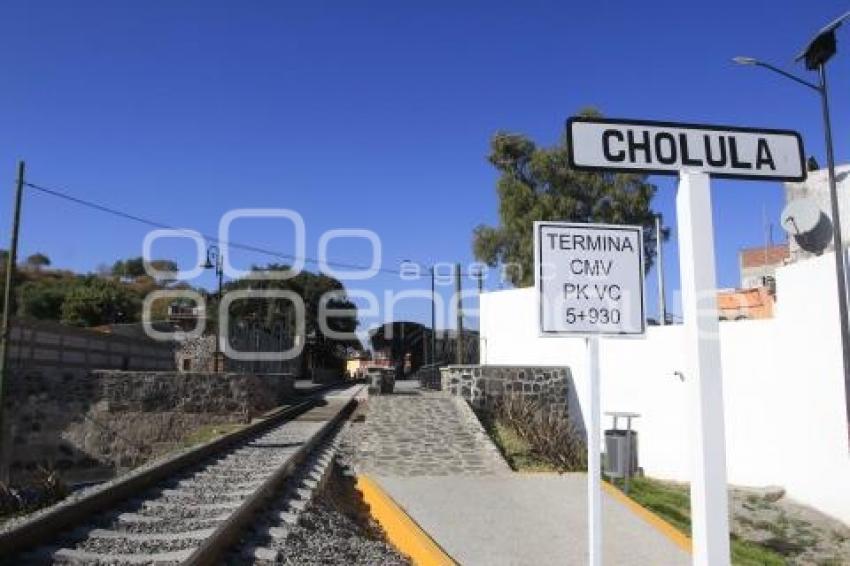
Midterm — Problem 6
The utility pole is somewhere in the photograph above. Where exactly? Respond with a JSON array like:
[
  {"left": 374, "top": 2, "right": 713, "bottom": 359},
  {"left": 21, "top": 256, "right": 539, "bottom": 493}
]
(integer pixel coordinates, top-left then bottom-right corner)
[
  {"left": 455, "top": 263, "right": 463, "bottom": 365},
  {"left": 655, "top": 214, "right": 667, "bottom": 325},
  {"left": 430, "top": 266, "right": 437, "bottom": 365},
  {"left": 0, "top": 161, "right": 26, "bottom": 484}
]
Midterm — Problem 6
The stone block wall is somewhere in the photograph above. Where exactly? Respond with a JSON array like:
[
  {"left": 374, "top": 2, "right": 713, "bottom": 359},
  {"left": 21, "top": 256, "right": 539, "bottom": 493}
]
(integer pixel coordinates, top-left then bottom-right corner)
[
  {"left": 416, "top": 365, "right": 442, "bottom": 390},
  {"left": 8, "top": 319, "right": 174, "bottom": 372},
  {"left": 3, "top": 369, "right": 294, "bottom": 485},
  {"left": 175, "top": 335, "right": 217, "bottom": 373},
  {"left": 440, "top": 365, "right": 572, "bottom": 418},
  {"left": 95, "top": 371, "right": 294, "bottom": 414},
  {"left": 176, "top": 334, "right": 301, "bottom": 376}
]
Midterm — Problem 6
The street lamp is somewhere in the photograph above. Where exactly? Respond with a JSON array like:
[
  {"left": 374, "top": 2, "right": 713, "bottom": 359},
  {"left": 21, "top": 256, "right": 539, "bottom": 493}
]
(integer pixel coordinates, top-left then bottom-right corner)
[
  {"left": 401, "top": 260, "right": 438, "bottom": 365},
  {"left": 733, "top": 10, "right": 850, "bottom": 447},
  {"left": 471, "top": 265, "right": 485, "bottom": 294},
  {"left": 203, "top": 244, "right": 224, "bottom": 372}
]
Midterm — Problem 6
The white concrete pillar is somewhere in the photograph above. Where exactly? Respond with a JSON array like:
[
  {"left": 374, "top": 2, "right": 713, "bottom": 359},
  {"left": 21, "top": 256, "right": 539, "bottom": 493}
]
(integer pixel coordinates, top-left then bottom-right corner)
[{"left": 676, "top": 170, "right": 731, "bottom": 566}]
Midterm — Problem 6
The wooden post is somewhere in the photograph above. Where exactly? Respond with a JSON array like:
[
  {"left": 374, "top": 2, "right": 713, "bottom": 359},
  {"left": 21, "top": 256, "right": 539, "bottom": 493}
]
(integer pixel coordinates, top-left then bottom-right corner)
[{"left": 0, "top": 161, "right": 26, "bottom": 484}]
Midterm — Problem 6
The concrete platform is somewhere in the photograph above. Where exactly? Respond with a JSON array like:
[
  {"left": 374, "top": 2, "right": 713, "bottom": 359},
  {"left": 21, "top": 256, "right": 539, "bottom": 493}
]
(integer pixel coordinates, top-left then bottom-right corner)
[
  {"left": 375, "top": 473, "right": 690, "bottom": 566},
  {"left": 346, "top": 382, "right": 689, "bottom": 564},
  {"left": 293, "top": 379, "right": 334, "bottom": 396}
]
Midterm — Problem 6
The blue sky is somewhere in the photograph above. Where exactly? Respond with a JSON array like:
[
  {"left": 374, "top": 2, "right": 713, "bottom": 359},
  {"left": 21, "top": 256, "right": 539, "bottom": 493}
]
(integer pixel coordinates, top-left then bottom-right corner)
[{"left": 2, "top": 1, "right": 850, "bottom": 332}]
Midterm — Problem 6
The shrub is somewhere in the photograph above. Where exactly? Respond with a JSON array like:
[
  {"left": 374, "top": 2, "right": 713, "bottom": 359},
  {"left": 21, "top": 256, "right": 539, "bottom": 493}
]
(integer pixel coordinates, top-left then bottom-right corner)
[
  {"left": 0, "top": 467, "right": 69, "bottom": 519},
  {"left": 488, "top": 394, "right": 587, "bottom": 472}
]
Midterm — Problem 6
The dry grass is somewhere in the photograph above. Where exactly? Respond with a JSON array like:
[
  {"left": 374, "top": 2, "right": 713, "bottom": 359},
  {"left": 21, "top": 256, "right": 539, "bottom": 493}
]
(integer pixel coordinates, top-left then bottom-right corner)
[
  {"left": 0, "top": 467, "right": 68, "bottom": 525},
  {"left": 179, "top": 422, "right": 247, "bottom": 449},
  {"left": 477, "top": 394, "right": 586, "bottom": 472}
]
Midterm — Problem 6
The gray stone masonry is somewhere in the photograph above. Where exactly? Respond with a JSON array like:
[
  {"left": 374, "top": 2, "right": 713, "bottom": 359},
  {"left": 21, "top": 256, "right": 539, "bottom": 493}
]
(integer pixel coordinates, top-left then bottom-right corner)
[
  {"left": 341, "top": 385, "right": 509, "bottom": 477},
  {"left": 440, "top": 365, "right": 570, "bottom": 416},
  {"left": 3, "top": 369, "right": 294, "bottom": 485},
  {"left": 414, "top": 364, "right": 441, "bottom": 390},
  {"left": 8, "top": 319, "right": 174, "bottom": 372}
]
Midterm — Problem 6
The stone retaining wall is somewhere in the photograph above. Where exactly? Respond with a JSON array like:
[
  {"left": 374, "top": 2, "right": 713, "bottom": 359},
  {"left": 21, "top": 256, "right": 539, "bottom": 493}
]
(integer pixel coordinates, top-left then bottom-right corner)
[
  {"left": 8, "top": 319, "right": 174, "bottom": 372},
  {"left": 439, "top": 365, "right": 572, "bottom": 418},
  {"left": 3, "top": 369, "right": 294, "bottom": 485},
  {"left": 414, "top": 364, "right": 442, "bottom": 390}
]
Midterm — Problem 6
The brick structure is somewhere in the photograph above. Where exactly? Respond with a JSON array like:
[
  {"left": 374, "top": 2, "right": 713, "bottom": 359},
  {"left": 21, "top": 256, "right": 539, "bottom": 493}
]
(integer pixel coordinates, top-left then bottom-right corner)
[
  {"left": 717, "top": 287, "right": 776, "bottom": 320},
  {"left": 739, "top": 244, "right": 789, "bottom": 289},
  {"left": 175, "top": 326, "right": 300, "bottom": 375}
]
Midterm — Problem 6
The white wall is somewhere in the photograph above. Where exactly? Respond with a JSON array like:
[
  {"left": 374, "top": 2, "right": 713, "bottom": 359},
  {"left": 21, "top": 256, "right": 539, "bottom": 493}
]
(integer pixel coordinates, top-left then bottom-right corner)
[{"left": 480, "top": 253, "right": 850, "bottom": 524}]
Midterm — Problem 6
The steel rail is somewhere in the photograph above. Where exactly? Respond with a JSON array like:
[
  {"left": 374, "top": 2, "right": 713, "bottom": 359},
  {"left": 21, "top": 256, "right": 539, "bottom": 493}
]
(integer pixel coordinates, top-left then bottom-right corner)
[
  {"left": 184, "top": 394, "right": 357, "bottom": 565},
  {"left": 0, "top": 384, "right": 353, "bottom": 558}
]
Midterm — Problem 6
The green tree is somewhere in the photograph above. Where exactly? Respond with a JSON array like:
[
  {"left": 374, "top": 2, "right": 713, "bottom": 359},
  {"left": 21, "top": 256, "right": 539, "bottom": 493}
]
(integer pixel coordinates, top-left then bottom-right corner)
[
  {"left": 112, "top": 257, "right": 145, "bottom": 278},
  {"left": 370, "top": 321, "right": 428, "bottom": 376},
  {"left": 25, "top": 252, "right": 51, "bottom": 269},
  {"left": 473, "top": 109, "right": 666, "bottom": 287},
  {"left": 18, "top": 278, "right": 69, "bottom": 320},
  {"left": 111, "top": 256, "right": 178, "bottom": 281},
  {"left": 61, "top": 277, "right": 141, "bottom": 327},
  {"left": 222, "top": 265, "right": 359, "bottom": 368}
]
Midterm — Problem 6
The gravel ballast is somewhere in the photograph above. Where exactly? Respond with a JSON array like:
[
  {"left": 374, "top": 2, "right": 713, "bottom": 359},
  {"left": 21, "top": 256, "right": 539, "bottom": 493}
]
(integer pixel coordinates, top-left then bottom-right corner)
[{"left": 276, "top": 463, "right": 410, "bottom": 566}]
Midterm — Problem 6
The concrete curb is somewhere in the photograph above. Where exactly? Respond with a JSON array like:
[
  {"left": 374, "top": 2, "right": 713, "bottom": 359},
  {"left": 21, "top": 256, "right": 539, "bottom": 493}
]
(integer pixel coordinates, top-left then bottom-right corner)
[
  {"left": 450, "top": 396, "right": 511, "bottom": 473},
  {"left": 601, "top": 482, "right": 693, "bottom": 554},
  {"left": 355, "top": 475, "right": 457, "bottom": 566}
]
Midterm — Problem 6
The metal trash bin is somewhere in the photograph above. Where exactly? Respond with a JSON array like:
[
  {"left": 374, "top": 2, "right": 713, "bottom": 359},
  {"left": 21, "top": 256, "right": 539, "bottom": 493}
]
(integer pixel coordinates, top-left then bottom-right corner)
[
  {"left": 367, "top": 368, "right": 395, "bottom": 395},
  {"left": 603, "top": 412, "right": 640, "bottom": 490},
  {"left": 380, "top": 368, "right": 395, "bottom": 394},
  {"left": 604, "top": 429, "right": 638, "bottom": 478}
]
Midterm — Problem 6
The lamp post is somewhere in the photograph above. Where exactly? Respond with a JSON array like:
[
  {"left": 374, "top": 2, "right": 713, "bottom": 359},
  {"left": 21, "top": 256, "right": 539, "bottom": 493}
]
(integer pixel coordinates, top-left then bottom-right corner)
[
  {"left": 203, "top": 244, "right": 224, "bottom": 372},
  {"left": 733, "top": 10, "right": 850, "bottom": 448},
  {"left": 655, "top": 214, "right": 667, "bottom": 326},
  {"left": 401, "top": 260, "right": 438, "bottom": 365},
  {"left": 472, "top": 265, "right": 484, "bottom": 294}
]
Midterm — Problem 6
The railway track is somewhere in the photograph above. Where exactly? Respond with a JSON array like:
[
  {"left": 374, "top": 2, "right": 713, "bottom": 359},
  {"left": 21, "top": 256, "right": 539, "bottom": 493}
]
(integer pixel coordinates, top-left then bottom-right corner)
[{"left": 0, "top": 384, "right": 365, "bottom": 565}]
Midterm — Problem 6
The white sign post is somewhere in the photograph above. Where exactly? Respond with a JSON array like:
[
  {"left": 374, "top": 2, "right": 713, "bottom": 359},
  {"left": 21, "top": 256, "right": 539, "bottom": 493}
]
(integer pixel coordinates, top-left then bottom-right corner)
[
  {"left": 535, "top": 222, "right": 646, "bottom": 566},
  {"left": 566, "top": 116, "right": 806, "bottom": 566},
  {"left": 677, "top": 170, "right": 731, "bottom": 565}
]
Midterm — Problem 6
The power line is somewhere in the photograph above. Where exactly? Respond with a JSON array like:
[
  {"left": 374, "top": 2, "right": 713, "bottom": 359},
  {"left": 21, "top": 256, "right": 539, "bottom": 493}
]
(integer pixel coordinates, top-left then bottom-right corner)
[
  {"left": 25, "top": 181, "right": 408, "bottom": 275},
  {"left": 24, "top": 180, "right": 486, "bottom": 279}
]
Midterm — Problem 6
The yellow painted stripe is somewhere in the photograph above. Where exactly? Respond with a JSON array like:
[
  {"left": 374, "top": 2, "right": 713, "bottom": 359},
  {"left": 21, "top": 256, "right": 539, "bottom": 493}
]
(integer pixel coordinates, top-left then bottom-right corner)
[
  {"left": 356, "top": 475, "right": 457, "bottom": 566},
  {"left": 602, "top": 482, "right": 692, "bottom": 554}
]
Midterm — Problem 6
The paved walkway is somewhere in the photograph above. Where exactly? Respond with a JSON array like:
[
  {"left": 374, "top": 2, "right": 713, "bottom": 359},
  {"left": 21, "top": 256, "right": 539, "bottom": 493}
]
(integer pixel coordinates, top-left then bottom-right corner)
[
  {"left": 345, "top": 382, "right": 689, "bottom": 565},
  {"left": 378, "top": 474, "right": 689, "bottom": 566},
  {"left": 346, "top": 382, "right": 509, "bottom": 477}
]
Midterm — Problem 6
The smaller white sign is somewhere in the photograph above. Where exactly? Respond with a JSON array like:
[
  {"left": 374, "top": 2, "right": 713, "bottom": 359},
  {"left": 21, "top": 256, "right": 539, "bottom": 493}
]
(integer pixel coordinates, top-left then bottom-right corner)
[
  {"left": 535, "top": 222, "right": 645, "bottom": 336},
  {"left": 567, "top": 117, "right": 806, "bottom": 181}
]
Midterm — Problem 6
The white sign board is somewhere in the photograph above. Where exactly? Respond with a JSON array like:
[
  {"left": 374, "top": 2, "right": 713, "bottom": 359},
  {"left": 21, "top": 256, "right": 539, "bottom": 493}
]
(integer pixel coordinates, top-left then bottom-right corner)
[
  {"left": 567, "top": 117, "right": 806, "bottom": 181},
  {"left": 535, "top": 222, "right": 645, "bottom": 336}
]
